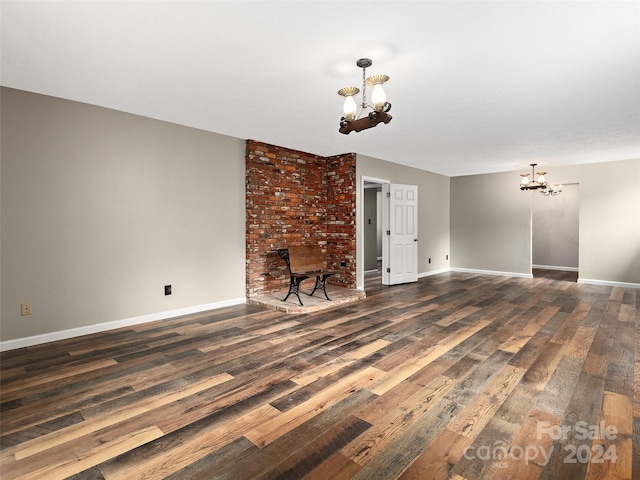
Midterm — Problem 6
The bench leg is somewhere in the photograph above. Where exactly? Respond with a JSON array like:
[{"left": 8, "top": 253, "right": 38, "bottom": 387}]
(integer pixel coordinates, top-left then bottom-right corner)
[
  {"left": 309, "top": 274, "right": 334, "bottom": 301},
  {"left": 283, "top": 276, "right": 308, "bottom": 306}
]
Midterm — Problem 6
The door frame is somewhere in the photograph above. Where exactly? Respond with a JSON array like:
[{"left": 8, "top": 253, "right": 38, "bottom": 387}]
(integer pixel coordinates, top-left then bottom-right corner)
[{"left": 358, "top": 176, "right": 390, "bottom": 290}]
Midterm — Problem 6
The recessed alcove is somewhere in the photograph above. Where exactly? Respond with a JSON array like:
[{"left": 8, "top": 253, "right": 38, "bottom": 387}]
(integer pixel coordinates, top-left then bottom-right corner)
[{"left": 245, "top": 140, "right": 357, "bottom": 302}]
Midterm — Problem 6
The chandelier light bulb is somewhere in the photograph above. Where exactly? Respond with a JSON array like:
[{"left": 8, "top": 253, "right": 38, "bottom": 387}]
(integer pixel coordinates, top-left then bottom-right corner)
[
  {"left": 371, "top": 84, "right": 386, "bottom": 110},
  {"left": 338, "top": 86, "right": 359, "bottom": 121},
  {"left": 536, "top": 172, "right": 546, "bottom": 184},
  {"left": 367, "top": 75, "right": 389, "bottom": 111},
  {"left": 520, "top": 174, "right": 530, "bottom": 186},
  {"left": 343, "top": 96, "right": 357, "bottom": 120}
]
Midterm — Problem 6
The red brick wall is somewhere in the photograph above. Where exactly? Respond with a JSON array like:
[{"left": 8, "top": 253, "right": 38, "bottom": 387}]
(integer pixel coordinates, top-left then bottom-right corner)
[{"left": 246, "top": 140, "right": 356, "bottom": 297}]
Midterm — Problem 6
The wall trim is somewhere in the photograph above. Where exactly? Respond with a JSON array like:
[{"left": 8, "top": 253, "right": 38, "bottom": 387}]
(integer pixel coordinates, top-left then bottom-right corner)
[
  {"left": 578, "top": 278, "right": 640, "bottom": 289},
  {"left": 450, "top": 267, "right": 533, "bottom": 279},
  {"left": 533, "top": 264, "right": 579, "bottom": 272},
  {"left": 418, "top": 268, "right": 450, "bottom": 278},
  {"left": 0, "top": 297, "right": 247, "bottom": 352}
]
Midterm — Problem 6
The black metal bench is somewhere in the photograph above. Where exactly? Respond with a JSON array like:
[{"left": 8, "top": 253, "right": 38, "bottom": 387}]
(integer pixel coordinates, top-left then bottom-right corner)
[{"left": 277, "top": 245, "right": 337, "bottom": 306}]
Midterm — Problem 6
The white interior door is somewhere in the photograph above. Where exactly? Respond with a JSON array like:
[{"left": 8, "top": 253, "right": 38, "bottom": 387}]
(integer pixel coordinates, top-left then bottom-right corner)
[{"left": 382, "top": 183, "right": 418, "bottom": 285}]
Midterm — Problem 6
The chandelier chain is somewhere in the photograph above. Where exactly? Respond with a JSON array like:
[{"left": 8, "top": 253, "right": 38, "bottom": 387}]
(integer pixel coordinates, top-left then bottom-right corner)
[{"left": 361, "top": 65, "right": 367, "bottom": 111}]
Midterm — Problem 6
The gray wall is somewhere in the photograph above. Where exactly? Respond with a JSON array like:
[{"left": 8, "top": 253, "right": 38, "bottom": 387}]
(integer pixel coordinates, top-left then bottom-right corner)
[
  {"left": 3, "top": 87, "right": 637, "bottom": 347},
  {"left": 553, "top": 159, "right": 640, "bottom": 284},
  {"left": 451, "top": 159, "right": 640, "bottom": 284},
  {"left": 1, "top": 88, "right": 246, "bottom": 344},
  {"left": 356, "top": 154, "right": 451, "bottom": 288},
  {"left": 532, "top": 183, "right": 579, "bottom": 269},
  {"left": 450, "top": 171, "right": 532, "bottom": 275}
]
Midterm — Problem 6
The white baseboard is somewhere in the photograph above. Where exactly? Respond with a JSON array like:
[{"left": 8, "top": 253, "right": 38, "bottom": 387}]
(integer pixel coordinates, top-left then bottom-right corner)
[
  {"left": 450, "top": 267, "right": 533, "bottom": 279},
  {"left": 578, "top": 278, "right": 640, "bottom": 289},
  {"left": 362, "top": 267, "right": 531, "bottom": 284},
  {"left": 418, "top": 268, "right": 450, "bottom": 278},
  {"left": 358, "top": 266, "right": 639, "bottom": 293},
  {"left": 533, "top": 264, "right": 579, "bottom": 272},
  {"left": 0, "top": 297, "right": 247, "bottom": 352}
]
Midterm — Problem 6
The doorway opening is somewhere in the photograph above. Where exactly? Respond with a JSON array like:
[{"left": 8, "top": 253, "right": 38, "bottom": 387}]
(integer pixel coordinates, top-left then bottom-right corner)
[
  {"left": 531, "top": 183, "right": 579, "bottom": 282},
  {"left": 360, "top": 177, "right": 389, "bottom": 288},
  {"left": 363, "top": 183, "right": 383, "bottom": 273}
]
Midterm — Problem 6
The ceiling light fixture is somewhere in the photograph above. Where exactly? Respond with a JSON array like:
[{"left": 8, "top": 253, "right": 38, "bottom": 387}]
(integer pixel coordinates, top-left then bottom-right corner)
[
  {"left": 520, "top": 163, "right": 562, "bottom": 196},
  {"left": 338, "top": 58, "right": 392, "bottom": 134}
]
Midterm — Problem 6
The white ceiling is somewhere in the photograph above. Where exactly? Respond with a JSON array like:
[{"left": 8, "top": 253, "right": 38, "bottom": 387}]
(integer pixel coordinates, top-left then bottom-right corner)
[{"left": 2, "top": 1, "right": 639, "bottom": 176}]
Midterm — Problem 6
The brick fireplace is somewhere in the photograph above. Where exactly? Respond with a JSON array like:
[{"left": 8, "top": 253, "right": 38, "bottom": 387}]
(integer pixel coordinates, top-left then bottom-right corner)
[{"left": 245, "top": 140, "right": 356, "bottom": 298}]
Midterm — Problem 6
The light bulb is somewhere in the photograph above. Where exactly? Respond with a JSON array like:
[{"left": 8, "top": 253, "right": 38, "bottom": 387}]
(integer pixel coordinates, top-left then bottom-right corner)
[
  {"left": 343, "top": 96, "right": 357, "bottom": 120},
  {"left": 371, "top": 84, "right": 386, "bottom": 111},
  {"left": 338, "top": 86, "right": 359, "bottom": 121},
  {"left": 366, "top": 75, "right": 389, "bottom": 111}
]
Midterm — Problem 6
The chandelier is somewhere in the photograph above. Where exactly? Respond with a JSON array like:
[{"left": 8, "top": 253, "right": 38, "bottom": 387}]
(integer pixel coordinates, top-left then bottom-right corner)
[
  {"left": 520, "top": 163, "right": 562, "bottom": 196},
  {"left": 338, "top": 58, "right": 392, "bottom": 134}
]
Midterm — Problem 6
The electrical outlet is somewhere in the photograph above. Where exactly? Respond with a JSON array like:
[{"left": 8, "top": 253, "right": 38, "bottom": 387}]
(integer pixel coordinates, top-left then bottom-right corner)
[
  {"left": 21, "top": 303, "right": 32, "bottom": 316},
  {"left": 164, "top": 285, "right": 172, "bottom": 296}
]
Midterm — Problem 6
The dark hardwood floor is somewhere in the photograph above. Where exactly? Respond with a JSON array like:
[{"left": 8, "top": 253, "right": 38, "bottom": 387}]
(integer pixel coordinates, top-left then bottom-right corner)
[{"left": 1, "top": 268, "right": 637, "bottom": 479}]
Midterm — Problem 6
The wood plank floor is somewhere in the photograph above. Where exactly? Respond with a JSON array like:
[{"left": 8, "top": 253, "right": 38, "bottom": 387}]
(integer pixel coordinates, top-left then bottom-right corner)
[{"left": 1, "top": 269, "right": 637, "bottom": 479}]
